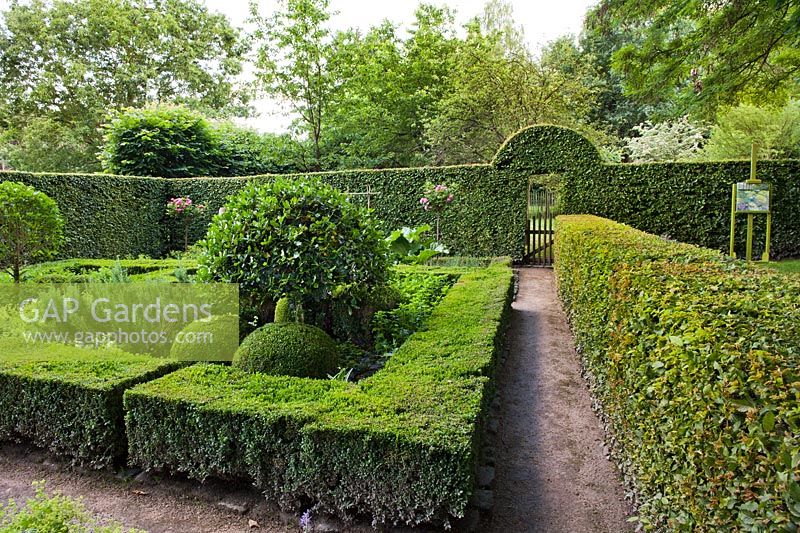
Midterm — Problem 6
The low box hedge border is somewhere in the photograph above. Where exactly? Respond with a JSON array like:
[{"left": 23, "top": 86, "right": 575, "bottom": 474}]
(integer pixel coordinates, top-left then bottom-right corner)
[
  {"left": 554, "top": 215, "right": 800, "bottom": 530},
  {"left": 0, "top": 348, "right": 183, "bottom": 468},
  {"left": 123, "top": 259, "right": 515, "bottom": 527}
]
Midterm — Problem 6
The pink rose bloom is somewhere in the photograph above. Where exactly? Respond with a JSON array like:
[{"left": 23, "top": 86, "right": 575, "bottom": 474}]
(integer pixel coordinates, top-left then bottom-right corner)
[
  {"left": 420, "top": 197, "right": 429, "bottom": 204},
  {"left": 434, "top": 185, "right": 445, "bottom": 192},
  {"left": 446, "top": 194, "right": 454, "bottom": 202}
]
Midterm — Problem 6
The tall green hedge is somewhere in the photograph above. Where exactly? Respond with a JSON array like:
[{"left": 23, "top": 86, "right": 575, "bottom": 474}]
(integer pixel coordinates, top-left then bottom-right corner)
[
  {"left": 0, "top": 172, "right": 166, "bottom": 259},
  {"left": 124, "top": 260, "right": 514, "bottom": 527},
  {"left": 2, "top": 125, "right": 799, "bottom": 260},
  {"left": 554, "top": 215, "right": 800, "bottom": 530}
]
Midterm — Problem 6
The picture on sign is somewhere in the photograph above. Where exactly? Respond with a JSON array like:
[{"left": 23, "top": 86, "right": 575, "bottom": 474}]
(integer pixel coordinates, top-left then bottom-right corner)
[{"left": 735, "top": 182, "right": 770, "bottom": 213}]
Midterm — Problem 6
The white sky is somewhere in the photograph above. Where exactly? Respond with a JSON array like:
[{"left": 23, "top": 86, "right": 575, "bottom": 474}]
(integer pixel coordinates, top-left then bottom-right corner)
[
  {"left": 0, "top": 0, "right": 597, "bottom": 132},
  {"left": 211, "top": 0, "right": 597, "bottom": 132}
]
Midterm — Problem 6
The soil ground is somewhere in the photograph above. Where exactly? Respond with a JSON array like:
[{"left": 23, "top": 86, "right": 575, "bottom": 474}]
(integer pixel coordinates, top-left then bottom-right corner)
[
  {"left": 488, "top": 268, "right": 633, "bottom": 532},
  {"left": 0, "top": 267, "right": 632, "bottom": 532}
]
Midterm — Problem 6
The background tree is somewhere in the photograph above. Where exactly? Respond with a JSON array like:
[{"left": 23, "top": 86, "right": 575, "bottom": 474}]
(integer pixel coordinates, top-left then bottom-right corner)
[
  {"left": 598, "top": 0, "right": 800, "bottom": 117},
  {"left": 0, "top": 0, "right": 249, "bottom": 172},
  {"left": 424, "top": 6, "right": 601, "bottom": 165},
  {"left": 624, "top": 116, "right": 707, "bottom": 163},
  {"left": 702, "top": 102, "right": 800, "bottom": 160},
  {"left": 251, "top": 0, "right": 337, "bottom": 170}
]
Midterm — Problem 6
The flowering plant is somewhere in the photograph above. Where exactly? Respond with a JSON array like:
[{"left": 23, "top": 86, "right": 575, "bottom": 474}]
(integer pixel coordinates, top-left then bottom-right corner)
[
  {"left": 419, "top": 182, "right": 456, "bottom": 213},
  {"left": 166, "top": 197, "right": 206, "bottom": 251},
  {"left": 419, "top": 181, "right": 456, "bottom": 241}
]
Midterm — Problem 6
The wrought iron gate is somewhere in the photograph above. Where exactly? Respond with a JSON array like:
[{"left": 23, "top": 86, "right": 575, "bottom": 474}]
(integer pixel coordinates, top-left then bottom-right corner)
[{"left": 524, "top": 187, "right": 555, "bottom": 266}]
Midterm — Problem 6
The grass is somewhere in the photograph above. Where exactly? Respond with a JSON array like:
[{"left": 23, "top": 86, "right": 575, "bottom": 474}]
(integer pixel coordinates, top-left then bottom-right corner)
[{"left": 759, "top": 259, "right": 800, "bottom": 274}]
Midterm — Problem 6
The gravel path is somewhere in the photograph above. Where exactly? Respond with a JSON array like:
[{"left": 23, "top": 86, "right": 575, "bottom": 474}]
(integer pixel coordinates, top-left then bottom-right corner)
[{"left": 489, "top": 268, "right": 633, "bottom": 533}]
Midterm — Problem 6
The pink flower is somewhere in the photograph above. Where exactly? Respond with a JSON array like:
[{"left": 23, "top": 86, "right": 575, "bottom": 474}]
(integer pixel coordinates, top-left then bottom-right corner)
[
  {"left": 446, "top": 194, "right": 453, "bottom": 202},
  {"left": 420, "top": 197, "right": 429, "bottom": 205},
  {"left": 434, "top": 184, "right": 446, "bottom": 192}
]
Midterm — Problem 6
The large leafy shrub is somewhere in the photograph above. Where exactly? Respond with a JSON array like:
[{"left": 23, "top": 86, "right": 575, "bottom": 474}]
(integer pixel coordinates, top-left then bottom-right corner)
[
  {"left": 100, "top": 106, "right": 220, "bottom": 178},
  {"left": 0, "top": 182, "right": 64, "bottom": 282},
  {"left": 554, "top": 215, "right": 800, "bottom": 530},
  {"left": 702, "top": 101, "right": 800, "bottom": 160},
  {"left": 233, "top": 322, "right": 339, "bottom": 378},
  {"left": 624, "top": 115, "right": 707, "bottom": 162},
  {"left": 197, "top": 178, "right": 388, "bottom": 323}
]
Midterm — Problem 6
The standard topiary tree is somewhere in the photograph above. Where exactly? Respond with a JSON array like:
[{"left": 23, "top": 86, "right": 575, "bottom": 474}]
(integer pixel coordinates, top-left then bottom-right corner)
[
  {"left": 197, "top": 177, "right": 389, "bottom": 324},
  {"left": 99, "top": 105, "right": 220, "bottom": 178},
  {"left": 233, "top": 322, "right": 339, "bottom": 378},
  {"left": 0, "top": 182, "right": 64, "bottom": 283}
]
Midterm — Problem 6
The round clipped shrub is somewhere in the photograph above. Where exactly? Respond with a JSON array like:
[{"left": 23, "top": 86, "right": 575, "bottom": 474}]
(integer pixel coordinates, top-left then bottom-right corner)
[
  {"left": 169, "top": 314, "right": 240, "bottom": 362},
  {"left": 233, "top": 322, "right": 339, "bottom": 378},
  {"left": 197, "top": 178, "right": 389, "bottom": 323},
  {"left": 0, "top": 181, "right": 64, "bottom": 283}
]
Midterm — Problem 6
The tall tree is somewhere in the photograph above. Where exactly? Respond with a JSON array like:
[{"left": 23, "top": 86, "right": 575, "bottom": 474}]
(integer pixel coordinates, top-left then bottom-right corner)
[
  {"left": 597, "top": 0, "right": 800, "bottom": 117},
  {"left": 425, "top": 4, "right": 601, "bottom": 165},
  {"left": 251, "top": 0, "right": 337, "bottom": 170},
  {"left": 321, "top": 5, "right": 459, "bottom": 169},
  {"left": 0, "top": 0, "right": 248, "bottom": 172}
]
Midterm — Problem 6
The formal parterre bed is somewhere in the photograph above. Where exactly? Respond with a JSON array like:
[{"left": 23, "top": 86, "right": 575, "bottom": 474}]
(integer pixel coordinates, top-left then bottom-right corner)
[
  {"left": 0, "top": 259, "right": 514, "bottom": 527},
  {"left": 554, "top": 215, "right": 800, "bottom": 530}
]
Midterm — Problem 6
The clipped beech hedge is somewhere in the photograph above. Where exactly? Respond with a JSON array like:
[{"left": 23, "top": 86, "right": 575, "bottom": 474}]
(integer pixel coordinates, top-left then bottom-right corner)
[
  {"left": 0, "top": 347, "right": 182, "bottom": 468},
  {"left": 554, "top": 215, "right": 800, "bottom": 530},
  {"left": 3, "top": 125, "right": 798, "bottom": 260},
  {"left": 123, "top": 260, "right": 514, "bottom": 526}
]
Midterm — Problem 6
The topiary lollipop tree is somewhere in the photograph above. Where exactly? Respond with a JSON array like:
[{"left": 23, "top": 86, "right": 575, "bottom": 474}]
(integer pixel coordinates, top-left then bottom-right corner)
[{"left": 197, "top": 177, "right": 389, "bottom": 325}]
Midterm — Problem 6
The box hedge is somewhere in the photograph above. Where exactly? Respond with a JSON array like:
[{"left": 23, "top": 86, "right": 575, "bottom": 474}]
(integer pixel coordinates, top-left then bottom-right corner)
[
  {"left": 123, "top": 260, "right": 514, "bottom": 526},
  {"left": 5, "top": 125, "right": 797, "bottom": 261},
  {"left": 553, "top": 215, "right": 800, "bottom": 530},
  {"left": 0, "top": 345, "right": 182, "bottom": 468}
]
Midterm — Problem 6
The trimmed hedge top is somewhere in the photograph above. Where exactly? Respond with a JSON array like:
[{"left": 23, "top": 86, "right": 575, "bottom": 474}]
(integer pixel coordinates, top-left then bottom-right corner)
[
  {"left": 124, "top": 260, "right": 514, "bottom": 526},
  {"left": 553, "top": 215, "right": 800, "bottom": 530},
  {"left": 492, "top": 124, "right": 602, "bottom": 172},
  {"left": 2, "top": 125, "right": 799, "bottom": 260}
]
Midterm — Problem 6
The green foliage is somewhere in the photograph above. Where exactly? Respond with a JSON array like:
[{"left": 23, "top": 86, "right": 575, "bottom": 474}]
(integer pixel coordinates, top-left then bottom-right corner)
[
  {"left": 124, "top": 260, "right": 514, "bottom": 526},
  {"left": 100, "top": 106, "right": 220, "bottom": 178},
  {"left": 554, "top": 215, "right": 800, "bottom": 530},
  {"left": 372, "top": 272, "right": 456, "bottom": 353},
  {"left": 702, "top": 101, "right": 800, "bottom": 161},
  {"left": 385, "top": 225, "right": 445, "bottom": 264},
  {"left": 233, "top": 322, "right": 339, "bottom": 378},
  {"left": 0, "top": 482, "right": 143, "bottom": 533},
  {"left": 0, "top": 348, "right": 182, "bottom": 467},
  {"left": 0, "top": 258, "right": 197, "bottom": 284},
  {"left": 170, "top": 314, "right": 240, "bottom": 362},
  {"left": 0, "top": 0, "right": 247, "bottom": 173},
  {"left": 600, "top": 0, "right": 800, "bottom": 116},
  {"left": 4, "top": 124, "right": 799, "bottom": 262},
  {"left": 1, "top": 117, "right": 101, "bottom": 173},
  {"left": 274, "top": 297, "right": 292, "bottom": 323},
  {"left": 0, "top": 182, "right": 64, "bottom": 282},
  {"left": 197, "top": 178, "right": 388, "bottom": 321},
  {"left": 0, "top": 171, "right": 168, "bottom": 259}
]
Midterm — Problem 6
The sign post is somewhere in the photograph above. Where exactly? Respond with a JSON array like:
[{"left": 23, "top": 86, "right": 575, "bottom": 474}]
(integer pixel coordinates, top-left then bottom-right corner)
[{"left": 730, "top": 144, "right": 772, "bottom": 261}]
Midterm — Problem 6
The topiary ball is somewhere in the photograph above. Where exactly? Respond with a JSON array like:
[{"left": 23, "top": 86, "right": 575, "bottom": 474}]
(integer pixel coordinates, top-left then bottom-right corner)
[
  {"left": 169, "top": 314, "right": 240, "bottom": 362},
  {"left": 233, "top": 322, "right": 339, "bottom": 378}
]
